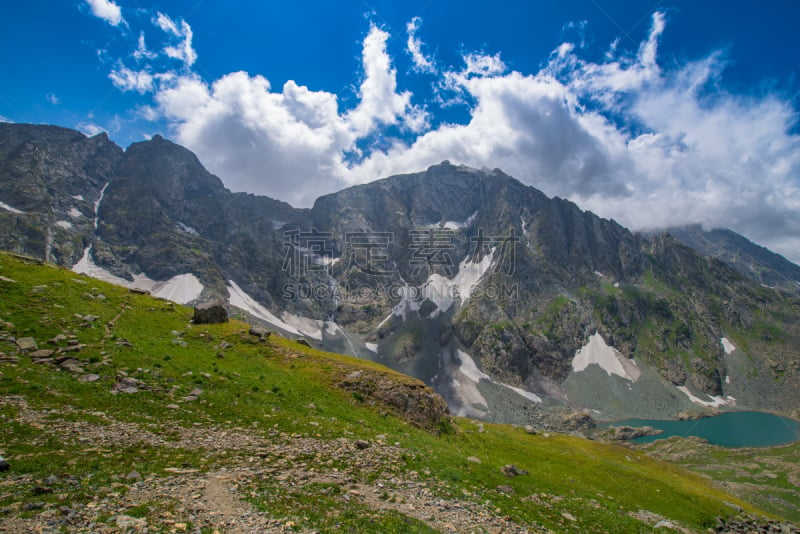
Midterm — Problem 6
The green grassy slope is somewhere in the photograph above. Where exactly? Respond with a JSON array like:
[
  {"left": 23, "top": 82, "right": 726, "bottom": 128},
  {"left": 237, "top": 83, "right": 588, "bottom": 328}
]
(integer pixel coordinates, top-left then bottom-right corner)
[{"left": 0, "top": 252, "right": 783, "bottom": 533}]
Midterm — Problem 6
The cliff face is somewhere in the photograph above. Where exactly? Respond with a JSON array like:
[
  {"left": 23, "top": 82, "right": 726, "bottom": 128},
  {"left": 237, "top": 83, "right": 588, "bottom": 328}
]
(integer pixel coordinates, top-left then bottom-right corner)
[{"left": 1, "top": 123, "right": 798, "bottom": 424}]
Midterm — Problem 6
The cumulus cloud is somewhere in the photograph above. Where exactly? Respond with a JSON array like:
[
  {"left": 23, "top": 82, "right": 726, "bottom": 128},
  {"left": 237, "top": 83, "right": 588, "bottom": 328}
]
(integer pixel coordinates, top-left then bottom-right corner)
[
  {"left": 84, "top": 0, "right": 124, "bottom": 27},
  {"left": 406, "top": 17, "right": 435, "bottom": 73}
]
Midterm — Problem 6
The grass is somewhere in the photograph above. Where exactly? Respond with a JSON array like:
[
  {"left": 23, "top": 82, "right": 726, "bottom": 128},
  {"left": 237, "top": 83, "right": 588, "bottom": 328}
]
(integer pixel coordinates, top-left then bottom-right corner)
[{"left": 0, "top": 251, "right": 790, "bottom": 532}]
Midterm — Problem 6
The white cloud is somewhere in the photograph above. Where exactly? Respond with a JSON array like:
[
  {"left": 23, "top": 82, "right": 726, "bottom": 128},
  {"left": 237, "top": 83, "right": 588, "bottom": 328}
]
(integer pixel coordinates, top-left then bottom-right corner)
[
  {"left": 46, "top": 92, "right": 60, "bottom": 105},
  {"left": 153, "top": 12, "right": 196, "bottom": 67},
  {"left": 406, "top": 17, "right": 435, "bottom": 73},
  {"left": 344, "top": 25, "right": 417, "bottom": 137},
  {"left": 149, "top": 24, "right": 427, "bottom": 206},
  {"left": 0, "top": 116, "right": 13, "bottom": 123},
  {"left": 84, "top": 0, "right": 124, "bottom": 27},
  {"left": 109, "top": 66, "right": 154, "bottom": 94},
  {"left": 134, "top": 31, "right": 156, "bottom": 61},
  {"left": 76, "top": 121, "right": 105, "bottom": 136}
]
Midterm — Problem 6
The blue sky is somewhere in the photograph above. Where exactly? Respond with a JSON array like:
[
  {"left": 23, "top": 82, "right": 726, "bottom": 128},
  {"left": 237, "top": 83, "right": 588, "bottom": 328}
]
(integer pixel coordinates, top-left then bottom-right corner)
[{"left": 1, "top": 1, "right": 799, "bottom": 263}]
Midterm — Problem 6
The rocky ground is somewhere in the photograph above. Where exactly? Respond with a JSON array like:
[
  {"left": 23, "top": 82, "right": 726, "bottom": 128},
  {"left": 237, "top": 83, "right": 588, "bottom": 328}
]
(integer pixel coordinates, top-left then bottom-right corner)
[{"left": 0, "top": 396, "right": 548, "bottom": 533}]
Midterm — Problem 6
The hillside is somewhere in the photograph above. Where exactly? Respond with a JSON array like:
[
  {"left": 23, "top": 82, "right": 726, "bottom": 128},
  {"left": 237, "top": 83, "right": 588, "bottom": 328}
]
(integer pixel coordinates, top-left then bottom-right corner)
[{"left": 1, "top": 252, "right": 797, "bottom": 532}]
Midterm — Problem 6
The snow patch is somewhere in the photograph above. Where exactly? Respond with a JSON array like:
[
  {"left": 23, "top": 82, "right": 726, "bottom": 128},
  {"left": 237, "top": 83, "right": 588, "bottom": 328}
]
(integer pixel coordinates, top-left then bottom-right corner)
[
  {"left": 149, "top": 274, "right": 203, "bottom": 304},
  {"left": 227, "top": 281, "right": 328, "bottom": 341},
  {"left": 452, "top": 250, "right": 495, "bottom": 303},
  {"left": 68, "top": 207, "right": 83, "bottom": 219},
  {"left": 572, "top": 332, "right": 640, "bottom": 381},
  {"left": 594, "top": 271, "right": 605, "bottom": 278},
  {"left": 392, "top": 250, "right": 495, "bottom": 319},
  {"left": 392, "top": 282, "right": 421, "bottom": 320},
  {"left": 0, "top": 201, "right": 24, "bottom": 214},
  {"left": 725, "top": 375, "right": 731, "bottom": 384},
  {"left": 281, "top": 312, "right": 324, "bottom": 340},
  {"left": 176, "top": 222, "right": 199, "bottom": 235},
  {"left": 720, "top": 337, "right": 736, "bottom": 355},
  {"left": 227, "top": 280, "right": 302, "bottom": 337},
  {"left": 441, "top": 211, "right": 478, "bottom": 230},
  {"left": 456, "top": 349, "right": 542, "bottom": 405},
  {"left": 72, "top": 246, "right": 202, "bottom": 304},
  {"left": 676, "top": 386, "right": 736, "bottom": 408},
  {"left": 55, "top": 220, "right": 72, "bottom": 230},
  {"left": 72, "top": 195, "right": 84, "bottom": 201},
  {"left": 365, "top": 342, "right": 378, "bottom": 353}
]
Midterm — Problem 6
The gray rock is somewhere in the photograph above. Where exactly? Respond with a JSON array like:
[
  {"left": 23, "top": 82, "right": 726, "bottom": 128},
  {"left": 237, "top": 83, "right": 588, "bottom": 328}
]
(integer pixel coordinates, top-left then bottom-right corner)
[
  {"left": 0, "top": 456, "right": 9, "bottom": 472},
  {"left": 496, "top": 485, "right": 514, "bottom": 494},
  {"left": 193, "top": 301, "right": 228, "bottom": 324},
  {"left": 501, "top": 464, "right": 528, "bottom": 477},
  {"left": 249, "top": 326, "right": 270, "bottom": 338},
  {"left": 29, "top": 349, "right": 54, "bottom": 359},
  {"left": 354, "top": 440, "right": 371, "bottom": 450},
  {"left": 79, "top": 374, "right": 100, "bottom": 383},
  {"left": 15, "top": 337, "right": 38, "bottom": 351}
]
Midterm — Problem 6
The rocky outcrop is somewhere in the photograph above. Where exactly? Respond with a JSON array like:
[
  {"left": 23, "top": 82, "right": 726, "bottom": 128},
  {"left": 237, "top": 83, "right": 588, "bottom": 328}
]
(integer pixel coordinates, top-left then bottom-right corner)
[
  {"left": 193, "top": 301, "right": 229, "bottom": 324},
  {"left": 597, "top": 425, "right": 663, "bottom": 441},
  {"left": 338, "top": 370, "right": 449, "bottom": 431}
]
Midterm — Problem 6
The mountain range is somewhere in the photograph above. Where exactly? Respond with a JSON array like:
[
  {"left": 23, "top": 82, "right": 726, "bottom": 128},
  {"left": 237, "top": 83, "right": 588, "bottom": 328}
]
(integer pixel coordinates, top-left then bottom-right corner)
[{"left": 1, "top": 123, "right": 798, "bottom": 427}]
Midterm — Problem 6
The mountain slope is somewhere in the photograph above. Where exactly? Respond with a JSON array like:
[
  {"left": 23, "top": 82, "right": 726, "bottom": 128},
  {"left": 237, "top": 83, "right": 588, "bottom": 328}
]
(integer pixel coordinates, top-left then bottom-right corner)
[
  {"left": 1, "top": 123, "right": 798, "bottom": 426},
  {"left": 1, "top": 251, "right": 794, "bottom": 532},
  {"left": 666, "top": 224, "right": 800, "bottom": 292}
]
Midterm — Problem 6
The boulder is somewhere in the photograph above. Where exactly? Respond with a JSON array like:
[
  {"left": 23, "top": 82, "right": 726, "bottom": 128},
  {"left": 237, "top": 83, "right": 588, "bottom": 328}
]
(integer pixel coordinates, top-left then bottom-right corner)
[{"left": 193, "top": 301, "right": 228, "bottom": 324}]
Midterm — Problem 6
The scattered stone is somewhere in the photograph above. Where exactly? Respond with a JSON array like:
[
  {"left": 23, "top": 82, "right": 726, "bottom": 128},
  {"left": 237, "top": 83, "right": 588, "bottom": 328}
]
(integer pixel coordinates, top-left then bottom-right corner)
[
  {"left": 112, "top": 377, "right": 140, "bottom": 394},
  {"left": 15, "top": 337, "right": 38, "bottom": 351},
  {"left": 125, "top": 470, "right": 141, "bottom": 480},
  {"left": 249, "top": 326, "right": 270, "bottom": 338},
  {"left": 0, "top": 275, "right": 17, "bottom": 283},
  {"left": 466, "top": 456, "right": 482, "bottom": 464},
  {"left": 79, "top": 374, "right": 100, "bottom": 383},
  {"left": 58, "top": 358, "right": 84, "bottom": 373},
  {"left": 496, "top": 485, "right": 514, "bottom": 494},
  {"left": 115, "top": 339, "right": 133, "bottom": 347},
  {"left": 83, "top": 314, "right": 99, "bottom": 322},
  {"left": 524, "top": 425, "right": 537, "bottom": 435},
  {"left": 501, "top": 464, "right": 528, "bottom": 478},
  {"left": 184, "top": 388, "right": 203, "bottom": 402},
  {"left": 166, "top": 404, "right": 180, "bottom": 410},
  {"left": 346, "top": 370, "right": 363, "bottom": 380},
  {"left": 22, "top": 502, "right": 45, "bottom": 511},
  {"left": 32, "top": 486, "right": 53, "bottom": 496},
  {"left": 562, "top": 512, "right": 577, "bottom": 522},
  {"left": 29, "top": 349, "right": 54, "bottom": 359},
  {"left": 193, "top": 301, "right": 228, "bottom": 324},
  {"left": 0, "top": 353, "right": 19, "bottom": 364},
  {"left": 354, "top": 440, "right": 371, "bottom": 450},
  {"left": 0, "top": 456, "right": 9, "bottom": 472}
]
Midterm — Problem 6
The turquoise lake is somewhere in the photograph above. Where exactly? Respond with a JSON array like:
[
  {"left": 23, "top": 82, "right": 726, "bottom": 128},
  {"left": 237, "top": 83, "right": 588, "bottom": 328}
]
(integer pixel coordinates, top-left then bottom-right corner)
[{"left": 597, "top": 411, "right": 800, "bottom": 447}]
